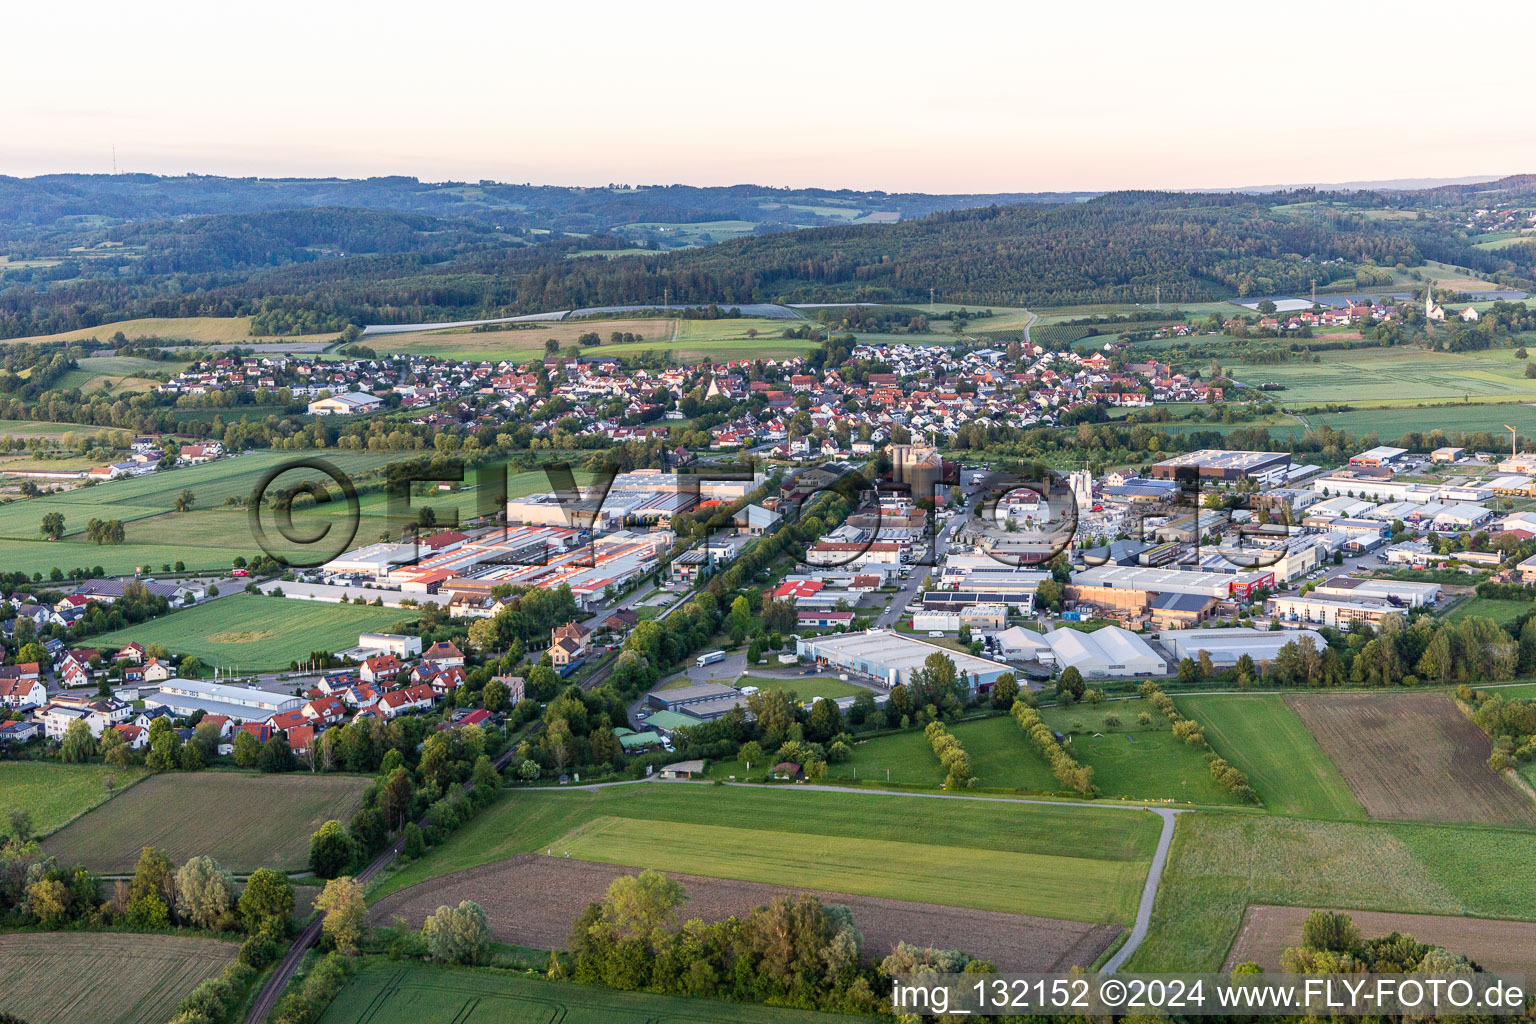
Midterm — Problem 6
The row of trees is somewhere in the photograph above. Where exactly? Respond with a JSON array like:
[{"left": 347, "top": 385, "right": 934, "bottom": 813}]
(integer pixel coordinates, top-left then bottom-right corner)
[
  {"left": 1012, "top": 702, "right": 1094, "bottom": 795},
  {"left": 1140, "top": 682, "right": 1256, "bottom": 802}
]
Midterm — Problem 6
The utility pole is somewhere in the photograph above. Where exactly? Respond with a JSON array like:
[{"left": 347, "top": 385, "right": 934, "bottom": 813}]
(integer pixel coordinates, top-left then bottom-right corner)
[
  {"left": 930, "top": 286, "right": 935, "bottom": 310},
  {"left": 1155, "top": 285, "right": 1161, "bottom": 309},
  {"left": 1310, "top": 278, "right": 1317, "bottom": 306}
]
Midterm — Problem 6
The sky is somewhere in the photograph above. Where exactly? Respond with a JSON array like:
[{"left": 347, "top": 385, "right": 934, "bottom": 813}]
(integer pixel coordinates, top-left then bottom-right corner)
[{"left": 5, "top": 0, "right": 1535, "bottom": 194}]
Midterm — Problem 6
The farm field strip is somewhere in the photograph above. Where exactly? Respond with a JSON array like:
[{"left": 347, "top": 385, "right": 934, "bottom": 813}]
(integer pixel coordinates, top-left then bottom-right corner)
[
  {"left": 1124, "top": 811, "right": 1536, "bottom": 973},
  {"left": 1175, "top": 694, "right": 1363, "bottom": 820},
  {"left": 550, "top": 815, "right": 1144, "bottom": 922},
  {"left": 1226, "top": 904, "right": 1536, "bottom": 975},
  {"left": 1284, "top": 692, "right": 1536, "bottom": 828},
  {"left": 371, "top": 786, "right": 1160, "bottom": 901},
  {"left": 43, "top": 772, "right": 372, "bottom": 873},
  {"left": 318, "top": 961, "right": 865, "bottom": 1024},
  {"left": 370, "top": 854, "right": 1120, "bottom": 973},
  {"left": 0, "top": 932, "right": 238, "bottom": 1024}
]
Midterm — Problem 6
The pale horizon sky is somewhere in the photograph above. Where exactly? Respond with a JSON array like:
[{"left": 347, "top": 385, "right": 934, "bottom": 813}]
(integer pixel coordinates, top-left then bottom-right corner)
[{"left": 6, "top": 0, "right": 1535, "bottom": 194}]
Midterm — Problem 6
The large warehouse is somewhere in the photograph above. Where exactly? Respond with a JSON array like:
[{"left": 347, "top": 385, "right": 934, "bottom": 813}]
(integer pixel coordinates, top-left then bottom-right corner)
[
  {"left": 1149, "top": 449, "right": 1292, "bottom": 483},
  {"left": 1041, "top": 626, "right": 1166, "bottom": 679},
  {"left": 795, "top": 630, "right": 1013, "bottom": 694},
  {"left": 1157, "top": 627, "right": 1326, "bottom": 668}
]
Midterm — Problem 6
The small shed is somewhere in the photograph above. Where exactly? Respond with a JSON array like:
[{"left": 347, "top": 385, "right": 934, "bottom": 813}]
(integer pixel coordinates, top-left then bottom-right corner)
[
  {"left": 772, "top": 761, "right": 803, "bottom": 781},
  {"left": 658, "top": 759, "right": 704, "bottom": 780}
]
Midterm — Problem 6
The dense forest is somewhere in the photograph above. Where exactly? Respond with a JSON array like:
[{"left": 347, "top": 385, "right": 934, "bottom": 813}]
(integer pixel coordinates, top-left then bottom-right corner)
[{"left": 1, "top": 178, "right": 1533, "bottom": 339}]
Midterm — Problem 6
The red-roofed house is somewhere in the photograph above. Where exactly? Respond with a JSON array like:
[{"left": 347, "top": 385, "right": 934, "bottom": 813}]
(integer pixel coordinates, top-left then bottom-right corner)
[
  {"left": 360, "top": 654, "right": 401, "bottom": 684},
  {"left": 379, "top": 685, "right": 435, "bottom": 719},
  {"left": 302, "top": 696, "right": 346, "bottom": 725},
  {"left": 113, "top": 723, "right": 149, "bottom": 750},
  {"left": 285, "top": 724, "right": 316, "bottom": 755},
  {"left": 269, "top": 709, "right": 308, "bottom": 734},
  {"left": 0, "top": 678, "right": 45, "bottom": 708},
  {"left": 115, "top": 642, "right": 147, "bottom": 664},
  {"left": 421, "top": 641, "right": 465, "bottom": 668},
  {"left": 238, "top": 722, "right": 272, "bottom": 744},
  {"left": 420, "top": 530, "right": 469, "bottom": 553}
]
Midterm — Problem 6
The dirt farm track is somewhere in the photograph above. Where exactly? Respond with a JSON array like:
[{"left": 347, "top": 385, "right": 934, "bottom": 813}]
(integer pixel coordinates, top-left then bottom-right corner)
[
  {"left": 1285, "top": 693, "right": 1536, "bottom": 828},
  {"left": 1226, "top": 905, "right": 1536, "bottom": 975},
  {"left": 371, "top": 854, "right": 1120, "bottom": 972}
]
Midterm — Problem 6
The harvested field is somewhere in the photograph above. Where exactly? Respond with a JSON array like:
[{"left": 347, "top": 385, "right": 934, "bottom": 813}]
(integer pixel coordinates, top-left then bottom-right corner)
[
  {"left": 0, "top": 932, "right": 238, "bottom": 1024},
  {"left": 1226, "top": 904, "right": 1536, "bottom": 975},
  {"left": 43, "top": 771, "right": 372, "bottom": 872},
  {"left": 371, "top": 854, "right": 1119, "bottom": 972},
  {"left": 1285, "top": 693, "right": 1536, "bottom": 828}
]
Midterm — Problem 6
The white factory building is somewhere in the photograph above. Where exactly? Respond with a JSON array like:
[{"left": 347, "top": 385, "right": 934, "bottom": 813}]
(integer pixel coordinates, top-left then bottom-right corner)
[
  {"left": 995, "top": 624, "right": 1166, "bottom": 679},
  {"left": 1157, "top": 627, "right": 1326, "bottom": 668}
]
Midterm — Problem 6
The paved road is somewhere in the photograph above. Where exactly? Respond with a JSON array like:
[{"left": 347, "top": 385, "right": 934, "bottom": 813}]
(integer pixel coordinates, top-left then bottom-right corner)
[{"left": 243, "top": 743, "right": 522, "bottom": 1024}]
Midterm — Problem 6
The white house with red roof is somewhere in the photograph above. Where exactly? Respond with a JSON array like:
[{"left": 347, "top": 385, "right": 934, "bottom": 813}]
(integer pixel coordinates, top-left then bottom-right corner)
[
  {"left": 360, "top": 654, "right": 401, "bottom": 684},
  {"left": 0, "top": 677, "right": 45, "bottom": 708},
  {"left": 421, "top": 641, "right": 465, "bottom": 668}
]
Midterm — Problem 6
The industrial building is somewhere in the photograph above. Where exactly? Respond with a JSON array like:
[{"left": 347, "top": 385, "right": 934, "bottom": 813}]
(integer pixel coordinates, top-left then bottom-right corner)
[
  {"left": 1266, "top": 594, "right": 1402, "bottom": 628},
  {"left": 1070, "top": 565, "right": 1274, "bottom": 600},
  {"left": 1158, "top": 627, "right": 1326, "bottom": 667},
  {"left": 795, "top": 630, "right": 1013, "bottom": 693},
  {"left": 1313, "top": 576, "right": 1440, "bottom": 607},
  {"left": 1038, "top": 626, "right": 1165, "bottom": 679},
  {"left": 143, "top": 679, "right": 304, "bottom": 723},
  {"left": 1149, "top": 449, "right": 1292, "bottom": 484}
]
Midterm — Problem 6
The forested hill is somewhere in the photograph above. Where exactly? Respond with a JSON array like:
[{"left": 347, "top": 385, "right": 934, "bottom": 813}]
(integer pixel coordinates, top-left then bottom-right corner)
[
  {"left": 2, "top": 183, "right": 1533, "bottom": 339},
  {"left": 0, "top": 174, "right": 1090, "bottom": 245}
]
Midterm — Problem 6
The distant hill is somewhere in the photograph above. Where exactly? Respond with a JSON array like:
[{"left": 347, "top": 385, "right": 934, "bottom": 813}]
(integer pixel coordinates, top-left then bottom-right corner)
[{"left": 0, "top": 174, "right": 1093, "bottom": 249}]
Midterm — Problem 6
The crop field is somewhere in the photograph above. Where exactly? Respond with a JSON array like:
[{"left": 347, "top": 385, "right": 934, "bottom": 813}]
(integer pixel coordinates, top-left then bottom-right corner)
[
  {"left": 1175, "top": 694, "right": 1363, "bottom": 819},
  {"left": 43, "top": 771, "right": 372, "bottom": 872},
  {"left": 89, "top": 593, "right": 408, "bottom": 670},
  {"left": 318, "top": 961, "right": 864, "bottom": 1024},
  {"left": 372, "top": 854, "right": 1119, "bottom": 973},
  {"left": 369, "top": 317, "right": 673, "bottom": 358},
  {"left": 550, "top": 813, "right": 1145, "bottom": 920},
  {"left": 1039, "top": 704, "right": 1242, "bottom": 806},
  {"left": 1285, "top": 692, "right": 1536, "bottom": 827},
  {"left": 1293, "top": 400, "right": 1536, "bottom": 440},
  {"left": 0, "top": 417, "right": 90, "bottom": 438},
  {"left": 1125, "top": 811, "right": 1536, "bottom": 972},
  {"left": 0, "top": 450, "right": 411, "bottom": 574},
  {"left": 0, "top": 762, "right": 150, "bottom": 839},
  {"left": 1223, "top": 347, "right": 1536, "bottom": 406},
  {"left": 372, "top": 786, "right": 1159, "bottom": 925},
  {"left": 368, "top": 315, "right": 816, "bottom": 361},
  {"left": 0, "top": 932, "right": 238, "bottom": 1024},
  {"left": 4, "top": 315, "right": 296, "bottom": 346},
  {"left": 1226, "top": 904, "right": 1536, "bottom": 974}
]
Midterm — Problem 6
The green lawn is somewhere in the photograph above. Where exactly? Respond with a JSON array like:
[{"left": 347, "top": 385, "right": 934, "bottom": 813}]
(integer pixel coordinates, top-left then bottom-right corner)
[
  {"left": 0, "top": 762, "right": 150, "bottom": 839},
  {"left": 1039, "top": 704, "right": 1243, "bottom": 806},
  {"left": 1446, "top": 596, "right": 1534, "bottom": 625},
  {"left": 1125, "top": 811, "right": 1536, "bottom": 972},
  {"left": 948, "top": 714, "right": 1061, "bottom": 792},
  {"left": 89, "top": 593, "right": 408, "bottom": 671},
  {"left": 319, "top": 960, "right": 864, "bottom": 1024},
  {"left": 372, "top": 785, "right": 1160, "bottom": 925},
  {"left": 739, "top": 675, "right": 867, "bottom": 701},
  {"left": 1175, "top": 694, "right": 1363, "bottom": 820}
]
